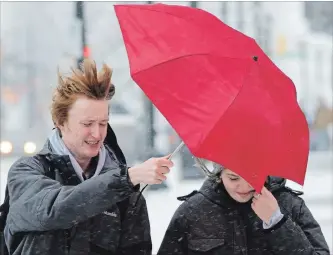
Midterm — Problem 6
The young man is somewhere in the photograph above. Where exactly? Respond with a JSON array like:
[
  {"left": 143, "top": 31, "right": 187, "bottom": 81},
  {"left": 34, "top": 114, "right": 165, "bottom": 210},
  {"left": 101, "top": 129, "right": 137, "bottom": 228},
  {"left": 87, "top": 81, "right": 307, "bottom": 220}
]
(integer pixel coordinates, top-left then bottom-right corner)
[{"left": 4, "top": 59, "right": 172, "bottom": 255}]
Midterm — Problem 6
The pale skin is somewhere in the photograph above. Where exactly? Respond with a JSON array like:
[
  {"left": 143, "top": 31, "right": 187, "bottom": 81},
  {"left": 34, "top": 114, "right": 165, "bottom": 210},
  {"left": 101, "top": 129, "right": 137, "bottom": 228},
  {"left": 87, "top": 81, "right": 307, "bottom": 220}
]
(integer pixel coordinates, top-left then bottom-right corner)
[
  {"left": 57, "top": 96, "right": 173, "bottom": 185},
  {"left": 221, "top": 169, "right": 280, "bottom": 224}
]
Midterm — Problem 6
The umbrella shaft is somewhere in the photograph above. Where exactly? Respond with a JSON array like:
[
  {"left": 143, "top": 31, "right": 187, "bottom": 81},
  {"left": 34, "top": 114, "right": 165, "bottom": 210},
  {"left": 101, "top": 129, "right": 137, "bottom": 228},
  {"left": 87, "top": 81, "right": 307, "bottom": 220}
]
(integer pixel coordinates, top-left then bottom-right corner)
[{"left": 168, "top": 141, "right": 185, "bottom": 160}]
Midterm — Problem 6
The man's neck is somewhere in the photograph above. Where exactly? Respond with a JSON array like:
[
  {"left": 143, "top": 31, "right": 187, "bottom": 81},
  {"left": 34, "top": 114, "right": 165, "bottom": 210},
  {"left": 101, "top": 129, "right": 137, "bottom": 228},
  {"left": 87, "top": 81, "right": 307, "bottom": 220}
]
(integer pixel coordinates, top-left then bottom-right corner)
[
  {"left": 76, "top": 158, "right": 91, "bottom": 173},
  {"left": 61, "top": 139, "right": 93, "bottom": 174}
]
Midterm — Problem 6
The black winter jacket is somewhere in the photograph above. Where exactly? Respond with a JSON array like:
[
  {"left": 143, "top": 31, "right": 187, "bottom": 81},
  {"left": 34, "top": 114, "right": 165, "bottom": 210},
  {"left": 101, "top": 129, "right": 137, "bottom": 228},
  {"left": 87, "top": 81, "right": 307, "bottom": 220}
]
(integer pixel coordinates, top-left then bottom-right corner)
[
  {"left": 158, "top": 177, "right": 330, "bottom": 255},
  {"left": 4, "top": 125, "right": 152, "bottom": 255}
]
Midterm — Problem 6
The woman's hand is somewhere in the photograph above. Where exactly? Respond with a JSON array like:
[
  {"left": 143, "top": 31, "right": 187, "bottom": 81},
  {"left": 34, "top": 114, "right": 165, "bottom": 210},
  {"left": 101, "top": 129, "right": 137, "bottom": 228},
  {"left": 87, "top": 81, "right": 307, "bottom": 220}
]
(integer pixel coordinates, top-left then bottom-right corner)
[{"left": 251, "top": 186, "right": 280, "bottom": 224}]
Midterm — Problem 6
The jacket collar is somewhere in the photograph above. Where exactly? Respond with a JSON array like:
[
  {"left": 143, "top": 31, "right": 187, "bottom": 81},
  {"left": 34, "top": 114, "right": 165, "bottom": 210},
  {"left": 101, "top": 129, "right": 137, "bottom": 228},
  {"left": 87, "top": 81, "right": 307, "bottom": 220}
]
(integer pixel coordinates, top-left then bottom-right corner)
[{"left": 38, "top": 124, "right": 126, "bottom": 165}]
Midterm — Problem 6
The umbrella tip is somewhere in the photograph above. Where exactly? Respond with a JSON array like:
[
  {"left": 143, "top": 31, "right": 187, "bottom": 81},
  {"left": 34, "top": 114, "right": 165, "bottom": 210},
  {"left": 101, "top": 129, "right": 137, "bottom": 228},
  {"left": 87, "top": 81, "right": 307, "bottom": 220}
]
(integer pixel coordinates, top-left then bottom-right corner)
[{"left": 253, "top": 56, "right": 258, "bottom": 62}]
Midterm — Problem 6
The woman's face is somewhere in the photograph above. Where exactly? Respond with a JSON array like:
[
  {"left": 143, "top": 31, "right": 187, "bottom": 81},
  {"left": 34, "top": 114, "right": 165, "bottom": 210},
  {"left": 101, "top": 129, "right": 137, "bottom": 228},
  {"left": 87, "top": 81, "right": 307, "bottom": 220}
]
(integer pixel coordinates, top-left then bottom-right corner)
[{"left": 221, "top": 169, "right": 255, "bottom": 203}]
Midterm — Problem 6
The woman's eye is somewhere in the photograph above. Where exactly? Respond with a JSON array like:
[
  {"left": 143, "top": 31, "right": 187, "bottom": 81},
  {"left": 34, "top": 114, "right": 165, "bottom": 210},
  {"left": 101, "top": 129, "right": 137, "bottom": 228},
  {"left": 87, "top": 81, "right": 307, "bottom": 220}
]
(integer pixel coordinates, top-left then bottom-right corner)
[
  {"left": 83, "top": 123, "right": 91, "bottom": 127},
  {"left": 100, "top": 123, "right": 107, "bottom": 126},
  {"left": 230, "top": 178, "right": 239, "bottom": 181}
]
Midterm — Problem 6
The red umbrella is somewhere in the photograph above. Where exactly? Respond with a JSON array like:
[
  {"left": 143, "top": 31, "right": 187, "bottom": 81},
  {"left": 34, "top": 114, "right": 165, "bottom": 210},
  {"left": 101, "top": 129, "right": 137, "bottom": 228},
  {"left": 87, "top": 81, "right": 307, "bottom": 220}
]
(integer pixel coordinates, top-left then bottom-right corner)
[{"left": 114, "top": 3, "right": 309, "bottom": 191}]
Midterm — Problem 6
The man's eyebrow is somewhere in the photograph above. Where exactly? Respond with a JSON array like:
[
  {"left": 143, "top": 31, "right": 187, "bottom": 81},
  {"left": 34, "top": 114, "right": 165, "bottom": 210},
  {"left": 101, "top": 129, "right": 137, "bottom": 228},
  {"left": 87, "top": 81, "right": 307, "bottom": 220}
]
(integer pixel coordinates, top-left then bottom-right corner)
[{"left": 81, "top": 118, "right": 109, "bottom": 122}]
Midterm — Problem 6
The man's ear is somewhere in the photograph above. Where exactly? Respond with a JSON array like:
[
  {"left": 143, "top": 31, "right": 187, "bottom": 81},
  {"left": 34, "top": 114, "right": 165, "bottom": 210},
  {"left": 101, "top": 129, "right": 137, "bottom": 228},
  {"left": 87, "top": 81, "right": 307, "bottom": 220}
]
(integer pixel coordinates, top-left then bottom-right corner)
[{"left": 55, "top": 122, "right": 64, "bottom": 137}]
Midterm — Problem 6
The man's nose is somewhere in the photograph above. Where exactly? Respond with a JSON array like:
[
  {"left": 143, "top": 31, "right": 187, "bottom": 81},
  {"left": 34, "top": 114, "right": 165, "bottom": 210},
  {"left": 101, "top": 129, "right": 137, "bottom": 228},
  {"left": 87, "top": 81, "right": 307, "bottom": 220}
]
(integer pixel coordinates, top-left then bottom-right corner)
[{"left": 91, "top": 124, "right": 101, "bottom": 138}]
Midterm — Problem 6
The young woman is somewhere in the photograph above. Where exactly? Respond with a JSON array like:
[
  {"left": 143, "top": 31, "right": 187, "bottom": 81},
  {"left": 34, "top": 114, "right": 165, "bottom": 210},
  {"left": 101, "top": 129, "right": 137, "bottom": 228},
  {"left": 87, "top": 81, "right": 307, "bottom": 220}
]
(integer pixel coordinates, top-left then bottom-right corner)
[{"left": 158, "top": 164, "right": 330, "bottom": 255}]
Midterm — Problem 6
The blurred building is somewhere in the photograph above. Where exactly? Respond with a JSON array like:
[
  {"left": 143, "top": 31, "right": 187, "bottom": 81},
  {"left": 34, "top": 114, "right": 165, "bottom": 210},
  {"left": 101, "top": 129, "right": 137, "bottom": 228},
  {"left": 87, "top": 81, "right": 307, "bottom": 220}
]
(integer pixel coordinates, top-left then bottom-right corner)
[
  {"left": 1, "top": 1, "right": 332, "bottom": 160},
  {"left": 261, "top": 2, "right": 333, "bottom": 150}
]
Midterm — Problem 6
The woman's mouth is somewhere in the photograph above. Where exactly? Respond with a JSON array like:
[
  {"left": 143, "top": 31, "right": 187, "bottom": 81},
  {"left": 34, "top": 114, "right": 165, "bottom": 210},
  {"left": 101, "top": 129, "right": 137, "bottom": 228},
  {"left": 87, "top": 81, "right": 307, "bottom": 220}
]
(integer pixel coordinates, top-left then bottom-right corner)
[{"left": 236, "top": 191, "right": 254, "bottom": 197}]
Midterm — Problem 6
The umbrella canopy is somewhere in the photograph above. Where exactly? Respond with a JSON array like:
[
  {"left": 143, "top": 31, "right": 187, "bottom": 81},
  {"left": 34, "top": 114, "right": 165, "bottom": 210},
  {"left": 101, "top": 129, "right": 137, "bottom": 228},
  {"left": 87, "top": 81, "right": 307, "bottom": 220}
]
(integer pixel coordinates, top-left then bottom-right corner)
[{"left": 114, "top": 3, "right": 309, "bottom": 191}]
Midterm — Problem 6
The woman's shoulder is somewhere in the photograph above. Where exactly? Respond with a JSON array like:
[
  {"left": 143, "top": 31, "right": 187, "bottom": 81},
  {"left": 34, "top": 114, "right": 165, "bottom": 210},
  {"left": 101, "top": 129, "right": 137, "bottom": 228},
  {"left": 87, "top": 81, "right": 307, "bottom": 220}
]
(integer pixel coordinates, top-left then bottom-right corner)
[
  {"left": 174, "top": 190, "right": 219, "bottom": 219},
  {"left": 275, "top": 187, "right": 306, "bottom": 217},
  {"left": 275, "top": 186, "right": 304, "bottom": 202}
]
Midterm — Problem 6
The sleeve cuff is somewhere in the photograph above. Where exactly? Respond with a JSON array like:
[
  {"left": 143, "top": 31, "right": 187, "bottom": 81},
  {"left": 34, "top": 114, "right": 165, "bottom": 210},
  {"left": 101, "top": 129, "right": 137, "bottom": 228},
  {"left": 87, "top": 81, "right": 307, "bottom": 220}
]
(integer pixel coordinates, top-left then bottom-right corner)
[
  {"left": 126, "top": 167, "right": 140, "bottom": 192},
  {"left": 263, "top": 215, "right": 288, "bottom": 233},
  {"left": 263, "top": 208, "right": 284, "bottom": 229}
]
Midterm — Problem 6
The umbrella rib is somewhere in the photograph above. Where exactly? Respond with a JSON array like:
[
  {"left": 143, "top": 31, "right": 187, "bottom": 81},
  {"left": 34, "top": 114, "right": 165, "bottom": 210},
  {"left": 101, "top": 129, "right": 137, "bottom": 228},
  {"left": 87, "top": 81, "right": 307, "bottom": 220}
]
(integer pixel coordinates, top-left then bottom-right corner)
[
  {"left": 199, "top": 59, "right": 254, "bottom": 150},
  {"left": 132, "top": 53, "right": 249, "bottom": 76},
  {"left": 132, "top": 52, "right": 254, "bottom": 155}
]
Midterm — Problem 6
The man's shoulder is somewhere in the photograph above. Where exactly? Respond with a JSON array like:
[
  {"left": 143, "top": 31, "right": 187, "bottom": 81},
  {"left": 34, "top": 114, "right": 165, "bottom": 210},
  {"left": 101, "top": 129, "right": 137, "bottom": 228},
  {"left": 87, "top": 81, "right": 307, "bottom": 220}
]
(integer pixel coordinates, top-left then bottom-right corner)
[{"left": 8, "top": 155, "right": 48, "bottom": 176}]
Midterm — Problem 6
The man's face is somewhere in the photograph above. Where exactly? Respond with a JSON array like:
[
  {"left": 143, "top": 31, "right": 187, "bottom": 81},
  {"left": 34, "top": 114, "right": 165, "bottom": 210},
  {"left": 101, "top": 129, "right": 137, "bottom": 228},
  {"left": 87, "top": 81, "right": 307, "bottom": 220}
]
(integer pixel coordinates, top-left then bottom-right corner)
[
  {"left": 221, "top": 169, "right": 255, "bottom": 203},
  {"left": 58, "top": 96, "right": 109, "bottom": 161}
]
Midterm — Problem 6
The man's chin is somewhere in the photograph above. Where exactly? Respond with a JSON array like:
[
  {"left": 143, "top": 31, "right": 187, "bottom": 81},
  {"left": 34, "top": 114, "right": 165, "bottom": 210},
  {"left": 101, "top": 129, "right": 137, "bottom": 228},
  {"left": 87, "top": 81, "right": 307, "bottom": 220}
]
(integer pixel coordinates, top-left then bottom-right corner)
[{"left": 84, "top": 149, "right": 100, "bottom": 158}]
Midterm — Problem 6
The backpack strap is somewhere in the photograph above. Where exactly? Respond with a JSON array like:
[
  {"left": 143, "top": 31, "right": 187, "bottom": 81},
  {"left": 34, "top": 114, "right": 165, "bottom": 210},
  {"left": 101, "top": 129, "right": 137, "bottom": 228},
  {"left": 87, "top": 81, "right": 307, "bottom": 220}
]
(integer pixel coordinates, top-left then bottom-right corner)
[{"left": 0, "top": 187, "right": 9, "bottom": 232}]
